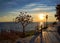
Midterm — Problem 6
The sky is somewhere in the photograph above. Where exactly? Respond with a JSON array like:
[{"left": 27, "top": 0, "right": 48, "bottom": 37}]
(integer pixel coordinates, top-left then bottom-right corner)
[{"left": 0, "top": 0, "right": 60, "bottom": 22}]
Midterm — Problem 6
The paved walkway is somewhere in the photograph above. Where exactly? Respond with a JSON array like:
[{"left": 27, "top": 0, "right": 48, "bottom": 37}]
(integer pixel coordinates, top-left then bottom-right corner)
[{"left": 16, "top": 27, "right": 60, "bottom": 43}]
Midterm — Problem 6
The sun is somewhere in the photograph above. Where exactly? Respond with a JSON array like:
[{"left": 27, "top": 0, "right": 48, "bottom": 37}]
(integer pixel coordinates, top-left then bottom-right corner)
[{"left": 39, "top": 14, "right": 44, "bottom": 20}]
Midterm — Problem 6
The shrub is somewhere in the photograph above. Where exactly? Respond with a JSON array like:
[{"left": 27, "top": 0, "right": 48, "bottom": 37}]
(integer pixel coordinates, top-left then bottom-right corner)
[{"left": 57, "top": 26, "right": 60, "bottom": 35}]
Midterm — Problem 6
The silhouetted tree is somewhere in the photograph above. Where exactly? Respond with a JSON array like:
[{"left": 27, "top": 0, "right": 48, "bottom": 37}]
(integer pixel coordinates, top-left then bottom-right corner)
[
  {"left": 52, "top": 22, "right": 57, "bottom": 25},
  {"left": 15, "top": 12, "right": 33, "bottom": 37},
  {"left": 55, "top": 4, "right": 60, "bottom": 21},
  {"left": 57, "top": 26, "right": 60, "bottom": 35},
  {"left": 55, "top": 4, "right": 60, "bottom": 35}
]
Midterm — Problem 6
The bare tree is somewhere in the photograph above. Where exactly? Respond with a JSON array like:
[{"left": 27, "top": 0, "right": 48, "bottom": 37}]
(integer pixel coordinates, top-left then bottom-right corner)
[{"left": 15, "top": 12, "right": 33, "bottom": 37}]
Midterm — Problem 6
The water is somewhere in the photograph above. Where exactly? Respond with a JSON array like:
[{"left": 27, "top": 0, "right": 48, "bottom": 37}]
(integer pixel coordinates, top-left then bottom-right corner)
[
  {"left": 0, "top": 22, "right": 53, "bottom": 32},
  {"left": 0, "top": 22, "right": 38, "bottom": 32}
]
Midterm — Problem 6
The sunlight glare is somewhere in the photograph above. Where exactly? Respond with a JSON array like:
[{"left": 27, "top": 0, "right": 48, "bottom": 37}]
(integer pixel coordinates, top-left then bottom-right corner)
[{"left": 39, "top": 14, "right": 44, "bottom": 20}]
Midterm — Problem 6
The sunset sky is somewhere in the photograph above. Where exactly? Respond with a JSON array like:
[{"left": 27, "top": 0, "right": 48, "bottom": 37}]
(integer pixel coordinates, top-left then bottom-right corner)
[{"left": 0, "top": 0, "right": 60, "bottom": 22}]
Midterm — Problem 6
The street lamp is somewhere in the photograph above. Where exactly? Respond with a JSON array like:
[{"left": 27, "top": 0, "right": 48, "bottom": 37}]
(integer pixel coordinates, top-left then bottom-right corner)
[
  {"left": 46, "top": 15, "right": 48, "bottom": 27},
  {"left": 40, "top": 15, "right": 48, "bottom": 43}
]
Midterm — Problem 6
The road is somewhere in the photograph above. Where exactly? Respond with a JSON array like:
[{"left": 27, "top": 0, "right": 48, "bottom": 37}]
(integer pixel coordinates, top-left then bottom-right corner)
[{"left": 16, "top": 26, "right": 60, "bottom": 43}]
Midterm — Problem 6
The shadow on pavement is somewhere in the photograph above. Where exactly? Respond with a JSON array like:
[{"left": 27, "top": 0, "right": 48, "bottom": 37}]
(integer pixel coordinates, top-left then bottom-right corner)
[{"left": 29, "top": 32, "right": 40, "bottom": 43}]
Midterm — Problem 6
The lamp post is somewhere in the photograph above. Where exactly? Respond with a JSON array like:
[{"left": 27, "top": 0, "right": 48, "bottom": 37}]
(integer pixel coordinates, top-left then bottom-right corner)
[
  {"left": 40, "top": 24, "right": 43, "bottom": 43},
  {"left": 40, "top": 14, "right": 48, "bottom": 43},
  {"left": 46, "top": 15, "right": 48, "bottom": 27}
]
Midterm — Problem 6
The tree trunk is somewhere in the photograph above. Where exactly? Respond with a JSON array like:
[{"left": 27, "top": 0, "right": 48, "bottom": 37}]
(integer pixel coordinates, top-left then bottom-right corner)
[{"left": 22, "top": 26, "right": 25, "bottom": 37}]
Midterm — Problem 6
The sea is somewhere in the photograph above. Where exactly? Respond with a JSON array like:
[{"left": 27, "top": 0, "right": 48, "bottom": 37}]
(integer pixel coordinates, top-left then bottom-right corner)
[{"left": 0, "top": 22, "right": 53, "bottom": 32}]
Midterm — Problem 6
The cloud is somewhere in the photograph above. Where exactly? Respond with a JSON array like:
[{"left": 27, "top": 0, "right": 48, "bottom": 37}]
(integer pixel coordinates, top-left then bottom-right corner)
[
  {"left": 31, "top": 6, "right": 55, "bottom": 11},
  {"left": 0, "top": 0, "right": 60, "bottom": 12},
  {"left": 23, "top": 3, "right": 47, "bottom": 8},
  {"left": 0, "top": 16, "right": 13, "bottom": 22},
  {"left": 24, "top": 3, "right": 36, "bottom": 8},
  {"left": 14, "top": 3, "right": 56, "bottom": 13},
  {"left": 2, "top": 3, "right": 56, "bottom": 16},
  {"left": 0, "top": 0, "right": 38, "bottom": 12},
  {"left": 0, "top": 0, "right": 59, "bottom": 22}
]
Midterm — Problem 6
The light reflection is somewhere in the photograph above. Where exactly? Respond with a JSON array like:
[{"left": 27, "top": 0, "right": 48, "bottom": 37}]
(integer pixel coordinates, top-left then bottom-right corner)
[
  {"left": 42, "top": 31, "right": 46, "bottom": 38},
  {"left": 40, "top": 22, "right": 44, "bottom": 28},
  {"left": 38, "top": 22, "right": 43, "bottom": 30},
  {"left": 40, "top": 22, "right": 43, "bottom": 26}
]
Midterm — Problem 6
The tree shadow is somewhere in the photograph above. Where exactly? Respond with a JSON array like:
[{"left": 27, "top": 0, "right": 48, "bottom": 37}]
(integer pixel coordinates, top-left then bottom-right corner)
[{"left": 29, "top": 32, "right": 40, "bottom": 43}]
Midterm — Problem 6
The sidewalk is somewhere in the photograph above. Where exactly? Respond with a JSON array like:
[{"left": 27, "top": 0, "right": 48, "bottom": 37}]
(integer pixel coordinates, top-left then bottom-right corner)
[
  {"left": 15, "top": 26, "right": 60, "bottom": 43},
  {"left": 16, "top": 33, "right": 40, "bottom": 43},
  {"left": 16, "top": 36, "right": 34, "bottom": 43}
]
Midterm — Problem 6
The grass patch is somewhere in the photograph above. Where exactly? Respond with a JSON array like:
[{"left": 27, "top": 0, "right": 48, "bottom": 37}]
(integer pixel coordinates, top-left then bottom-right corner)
[
  {"left": 25, "top": 30, "right": 35, "bottom": 37},
  {"left": 0, "top": 30, "right": 35, "bottom": 40}
]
